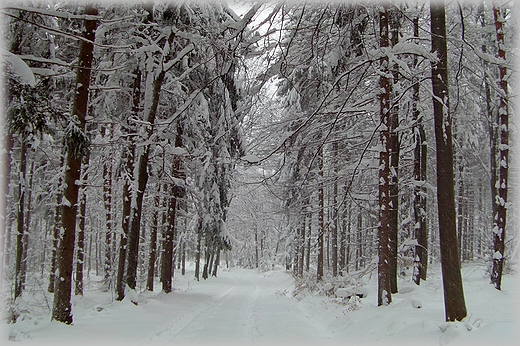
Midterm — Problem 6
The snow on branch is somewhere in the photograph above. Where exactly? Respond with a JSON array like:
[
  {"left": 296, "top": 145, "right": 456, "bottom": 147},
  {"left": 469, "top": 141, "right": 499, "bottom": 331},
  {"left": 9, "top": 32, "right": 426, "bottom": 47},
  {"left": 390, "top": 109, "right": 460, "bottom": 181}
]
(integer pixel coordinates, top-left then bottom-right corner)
[
  {"left": 4, "top": 4, "right": 102, "bottom": 21},
  {"left": 1, "top": 48, "right": 36, "bottom": 86}
]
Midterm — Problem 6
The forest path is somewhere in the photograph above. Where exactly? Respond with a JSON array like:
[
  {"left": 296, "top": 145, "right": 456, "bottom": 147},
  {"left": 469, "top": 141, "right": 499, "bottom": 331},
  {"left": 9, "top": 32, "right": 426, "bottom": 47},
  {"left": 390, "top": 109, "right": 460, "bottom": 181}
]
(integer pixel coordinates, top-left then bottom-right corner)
[{"left": 149, "top": 267, "right": 331, "bottom": 344}]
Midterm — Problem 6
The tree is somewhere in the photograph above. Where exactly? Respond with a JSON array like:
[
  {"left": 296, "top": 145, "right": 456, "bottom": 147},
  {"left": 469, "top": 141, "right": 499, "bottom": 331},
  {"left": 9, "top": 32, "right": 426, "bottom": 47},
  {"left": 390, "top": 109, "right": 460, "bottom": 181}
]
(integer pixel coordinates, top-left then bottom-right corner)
[
  {"left": 52, "top": 4, "right": 98, "bottom": 324},
  {"left": 429, "top": 0, "right": 467, "bottom": 322},
  {"left": 490, "top": 2, "right": 509, "bottom": 291},
  {"left": 412, "top": 12, "right": 428, "bottom": 286},
  {"left": 377, "top": 1, "right": 392, "bottom": 307}
]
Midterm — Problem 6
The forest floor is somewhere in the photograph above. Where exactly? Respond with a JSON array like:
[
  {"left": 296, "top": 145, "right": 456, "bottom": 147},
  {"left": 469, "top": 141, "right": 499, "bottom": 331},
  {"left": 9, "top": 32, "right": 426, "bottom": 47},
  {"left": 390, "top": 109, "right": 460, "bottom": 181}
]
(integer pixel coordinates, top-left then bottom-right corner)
[{"left": 2, "top": 262, "right": 518, "bottom": 346}]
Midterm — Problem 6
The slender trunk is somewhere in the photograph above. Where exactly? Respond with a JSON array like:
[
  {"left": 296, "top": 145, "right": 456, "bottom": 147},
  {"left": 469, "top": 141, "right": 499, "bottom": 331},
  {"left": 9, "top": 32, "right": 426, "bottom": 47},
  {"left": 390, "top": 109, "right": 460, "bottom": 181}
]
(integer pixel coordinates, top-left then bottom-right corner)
[
  {"left": 195, "top": 223, "right": 202, "bottom": 281},
  {"left": 14, "top": 140, "right": 27, "bottom": 300},
  {"left": 388, "top": 6, "right": 400, "bottom": 295},
  {"left": 21, "top": 156, "right": 35, "bottom": 290},
  {"left": 52, "top": 5, "right": 98, "bottom": 324},
  {"left": 430, "top": 0, "right": 467, "bottom": 322},
  {"left": 75, "top": 155, "right": 89, "bottom": 296},
  {"left": 255, "top": 229, "right": 259, "bottom": 269},
  {"left": 102, "top": 126, "right": 114, "bottom": 288},
  {"left": 305, "top": 210, "right": 311, "bottom": 272},
  {"left": 147, "top": 193, "right": 160, "bottom": 291},
  {"left": 116, "top": 69, "right": 140, "bottom": 301},
  {"left": 298, "top": 215, "right": 305, "bottom": 276},
  {"left": 161, "top": 189, "right": 177, "bottom": 293},
  {"left": 412, "top": 13, "right": 428, "bottom": 285},
  {"left": 202, "top": 247, "right": 210, "bottom": 280},
  {"left": 378, "top": 1, "right": 392, "bottom": 307},
  {"left": 317, "top": 147, "right": 324, "bottom": 282},
  {"left": 331, "top": 143, "right": 338, "bottom": 277},
  {"left": 212, "top": 250, "right": 220, "bottom": 277},
  {"left": 491, "top": 3, "right": 509, "bottom": 290},
  {"left": 49, "top": 155, "right": 65, "bottom": 293}
]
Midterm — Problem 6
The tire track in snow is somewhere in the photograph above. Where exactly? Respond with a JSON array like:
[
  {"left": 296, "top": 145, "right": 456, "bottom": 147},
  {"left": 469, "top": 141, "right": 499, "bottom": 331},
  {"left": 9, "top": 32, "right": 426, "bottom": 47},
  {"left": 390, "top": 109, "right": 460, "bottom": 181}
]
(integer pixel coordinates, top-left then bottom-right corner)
[{"left": 150, "top": 284, "right": 237, "bottom": 341}]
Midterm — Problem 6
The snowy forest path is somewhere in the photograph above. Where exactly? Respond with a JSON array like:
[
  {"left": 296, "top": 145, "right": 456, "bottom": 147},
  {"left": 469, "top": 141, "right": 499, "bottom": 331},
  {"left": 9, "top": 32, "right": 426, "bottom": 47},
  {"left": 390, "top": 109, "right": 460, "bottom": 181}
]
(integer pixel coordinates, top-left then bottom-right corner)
[{"left": 148, "top": 267, "right": 331, "bottom": 344}]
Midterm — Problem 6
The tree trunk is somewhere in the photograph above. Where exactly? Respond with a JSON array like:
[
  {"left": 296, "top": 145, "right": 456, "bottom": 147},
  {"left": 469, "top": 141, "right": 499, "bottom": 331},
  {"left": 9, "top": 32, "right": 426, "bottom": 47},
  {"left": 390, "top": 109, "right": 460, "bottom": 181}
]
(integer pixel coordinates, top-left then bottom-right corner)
[
  {"left": 388, "top": 6, "right": 400, "bottom": 295},
  {"left": 212, "top": 250, "right": 220, "bottom": 277},
  {"left": 195, "top": 222, "right": 202, "bottom": 281},
  {"left": 75, "top": 155, "right": 89, "bottom": 296},
  {"left": 161, "top": 189, "right": 177, "bottom": 293},
  {"left": 116, "top": 68, "right": 140, "bottom": 302},
  {"left": 331, "top": 143, "right": 338, "bottom": 277},
  {"left": 430, "top": 0, "right": 467, "bottom": 322},
  {"left": 52, "top": 5, "right": 98, "bottom": 324},
  {"left": 491, "top": 3, "right": 509, "bottom": 291},
  {"left": 316, "top": 146, "right": 324, "bottom": 282},
  {"left": 102, "top": 126, "right": 114, "bottom": 289},
  {"left": 378, "top": 1, "right": 392, "bottom": 307},
  {"left": 48, "top": 155, "right": 65, "bottom": 293},
  {"left": 147, "top": 193, "right": 160, "bottom": 292},
  {"left": 412, "top": 14, "right": 428, "bottom": 285},
  {"left": 14, "top": 140, "right": 27, "bottom": 300}
]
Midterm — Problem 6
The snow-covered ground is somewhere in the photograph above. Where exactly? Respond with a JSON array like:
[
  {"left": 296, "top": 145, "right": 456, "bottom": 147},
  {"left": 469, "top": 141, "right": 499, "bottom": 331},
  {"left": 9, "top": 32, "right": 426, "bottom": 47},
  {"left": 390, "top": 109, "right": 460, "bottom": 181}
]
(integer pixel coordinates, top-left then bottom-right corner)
[{"left": 3, "top": 263, "right": 518, "bottom": 346}]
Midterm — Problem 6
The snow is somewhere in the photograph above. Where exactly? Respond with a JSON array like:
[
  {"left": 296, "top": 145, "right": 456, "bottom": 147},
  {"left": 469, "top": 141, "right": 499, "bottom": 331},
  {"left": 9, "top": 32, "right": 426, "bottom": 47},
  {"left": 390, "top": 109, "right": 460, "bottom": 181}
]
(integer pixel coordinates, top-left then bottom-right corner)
[
  {"left": 3, "top": 263, "right": 517, "bottom": 346},
  {"left": 2, "top": 48, "right": 36, "bottom": 87}
]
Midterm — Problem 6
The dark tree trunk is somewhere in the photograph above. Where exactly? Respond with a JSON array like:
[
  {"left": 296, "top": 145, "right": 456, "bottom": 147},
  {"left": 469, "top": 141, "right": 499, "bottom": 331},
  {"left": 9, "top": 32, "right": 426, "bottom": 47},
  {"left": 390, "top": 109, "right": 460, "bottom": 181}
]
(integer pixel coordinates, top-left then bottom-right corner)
[
  {"left": 161, "top": 190, "right": 177, "bottom": 293},
  {"left": 378, "top": 2, "right": 392, "bottom": 307},
  {"left": 75, "top": 155, "right": 88, "bottom": 296},
  {"left": 52, "top": 5, "right": 98, "bottom": 324},
  {"left": 116, "top": 68, "right": 140, "bottom": 302},
  {"left": 212, "top": 250, "right": 220, "bottom": 277},
  {"left": 430, "top": 0, "right": 467, "bottom": 322},
  {"left": 14, "top": 140, "right": 27, "bottom": 300},
  {"left": 298, "top": 216, "right": 305, "bottom": 276},
  {"left": 202, "top": 248, "right": 210, "bottom": 280},
  {"left": 317, "top": 147, "right": 324, "bottom": 282},
  {"left": 491, "top": 3, "right": 509, "bottom": 291},
  {"left": 411, "top": 14, "right": 428, "bottom": 285},
  {"left": 146, "top": 194, "right": 160, "bottom": 292},
  {"left": 195, "top": 223, "right": 202, "bottom": 281},
  {"left": 331, "top": 143, "right": 338, "bottom": 277},
  {"left": 48, "top": 155, "right": 65, "bottom": 293},
  {"left": 305, "top": 210, "right": 311, "bottom": 272},
  {"left": 388, "top": 6, "right": 400, "bottom": 295},
  {"left": 102, "top": 126, "right": 114, "bottom": 289}
]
